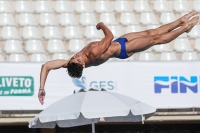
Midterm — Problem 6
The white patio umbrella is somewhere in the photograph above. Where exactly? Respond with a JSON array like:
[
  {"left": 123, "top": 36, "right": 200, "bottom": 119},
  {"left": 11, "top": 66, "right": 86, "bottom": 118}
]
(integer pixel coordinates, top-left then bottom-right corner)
[{"left": 29, "top": 89, "right": 156, "bottom": 133}]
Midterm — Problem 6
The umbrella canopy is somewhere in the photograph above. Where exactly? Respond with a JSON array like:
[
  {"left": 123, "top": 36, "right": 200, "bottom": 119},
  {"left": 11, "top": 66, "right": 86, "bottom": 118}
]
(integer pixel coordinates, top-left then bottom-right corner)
[{"left": 29, "top": 89, "right": 156, "bottom": 132}]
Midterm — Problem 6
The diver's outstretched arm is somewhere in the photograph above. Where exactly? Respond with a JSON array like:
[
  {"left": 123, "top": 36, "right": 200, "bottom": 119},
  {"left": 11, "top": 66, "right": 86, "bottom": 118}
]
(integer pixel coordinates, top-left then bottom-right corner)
[{"left": 38, "top": 59, "right": 69, "bottom": 105}]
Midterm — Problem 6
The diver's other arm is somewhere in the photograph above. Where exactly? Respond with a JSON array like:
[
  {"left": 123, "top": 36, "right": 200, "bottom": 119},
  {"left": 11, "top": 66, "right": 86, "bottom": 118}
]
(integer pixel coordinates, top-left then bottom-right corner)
[
  {"left": 89, "top": 22, "right": 114, "bottom": 57},
  {"left": 38, "top": 59, "right": 69, "bottom": 105}
]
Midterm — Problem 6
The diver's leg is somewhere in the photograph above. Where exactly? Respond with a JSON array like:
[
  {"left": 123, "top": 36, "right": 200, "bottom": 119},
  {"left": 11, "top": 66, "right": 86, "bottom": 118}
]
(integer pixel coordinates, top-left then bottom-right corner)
[
  {"left": 125, "top": 17, "right": 199, "bottom": 56},
  {"left": 120, "top": 11, "right": 198, "bottom": 41}
]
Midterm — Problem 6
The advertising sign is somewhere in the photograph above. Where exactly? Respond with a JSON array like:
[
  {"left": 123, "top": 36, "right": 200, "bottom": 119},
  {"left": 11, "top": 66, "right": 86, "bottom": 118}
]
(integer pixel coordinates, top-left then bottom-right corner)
[
  {"left": 0, "top": 76, "right": 34, "bottom": 96},
  {"left": 0, "top": 62, "right": 200, "bottom": 110}
]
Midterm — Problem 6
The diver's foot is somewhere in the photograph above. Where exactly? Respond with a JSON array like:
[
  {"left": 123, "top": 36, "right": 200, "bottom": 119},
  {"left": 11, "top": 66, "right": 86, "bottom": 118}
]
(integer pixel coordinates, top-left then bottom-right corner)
[
  {"left": 184, "top": 16, "right": 199, "bottom": 33},
  {"left": 180, "top": 11, "right": 198, "bottom": 26}
]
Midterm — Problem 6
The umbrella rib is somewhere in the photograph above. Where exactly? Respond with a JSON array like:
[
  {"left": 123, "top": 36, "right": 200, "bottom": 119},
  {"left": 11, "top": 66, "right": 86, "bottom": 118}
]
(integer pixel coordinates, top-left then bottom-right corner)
[
  {"left": 131, "top": 101, "right": 140, "bottom": 108},
  {"left": 106, "top": 93, "right": 132, "bottom": 113},
  {"left": 109, "top": 93, "right": 141, "bottom": 115},
  {"left": 79, "top": 92, "right": 87, "bottom": 115},
  {"left": 110, "top": 92, "right": 139, "bottom": 109}
]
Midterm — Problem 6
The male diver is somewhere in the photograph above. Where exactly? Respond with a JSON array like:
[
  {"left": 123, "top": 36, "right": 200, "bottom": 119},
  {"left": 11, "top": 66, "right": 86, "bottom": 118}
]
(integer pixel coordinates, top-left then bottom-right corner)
[{"left": 39, "top": 11, "right": 199, "bottom": 104}]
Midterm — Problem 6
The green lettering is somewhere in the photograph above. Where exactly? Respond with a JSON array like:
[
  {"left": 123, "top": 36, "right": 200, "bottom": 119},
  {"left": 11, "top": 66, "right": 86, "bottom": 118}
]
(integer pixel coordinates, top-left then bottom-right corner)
[
  {"left": 13, "top": 78, "right": 18, "bottom": 87},
  {"left": 5, "top": 78, "right": 12, "bottom": 87},
  {"left": 19, "top": 78, "right": 25, "bottom": 87},
  {"left": 25, "top": 79, "right": 31, "bottom": 88}
]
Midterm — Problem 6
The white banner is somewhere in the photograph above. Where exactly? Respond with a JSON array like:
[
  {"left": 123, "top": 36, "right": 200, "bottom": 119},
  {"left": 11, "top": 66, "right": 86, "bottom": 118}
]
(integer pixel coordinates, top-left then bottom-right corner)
[{"left": 0, "top": 62, "right": 200, "bottom": 110}]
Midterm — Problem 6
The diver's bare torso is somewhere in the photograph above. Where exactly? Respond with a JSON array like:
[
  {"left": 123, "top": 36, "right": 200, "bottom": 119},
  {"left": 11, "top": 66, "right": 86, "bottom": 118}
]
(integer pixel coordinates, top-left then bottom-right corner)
[{"left": 77, "top": 41, "right": 121, "bottom": 67}]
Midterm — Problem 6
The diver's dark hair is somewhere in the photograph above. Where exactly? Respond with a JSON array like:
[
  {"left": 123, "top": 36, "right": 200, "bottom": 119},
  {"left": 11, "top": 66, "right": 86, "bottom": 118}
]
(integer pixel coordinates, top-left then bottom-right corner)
[{"left": 67, "top": 62, "right": 83, "bottom": 78}]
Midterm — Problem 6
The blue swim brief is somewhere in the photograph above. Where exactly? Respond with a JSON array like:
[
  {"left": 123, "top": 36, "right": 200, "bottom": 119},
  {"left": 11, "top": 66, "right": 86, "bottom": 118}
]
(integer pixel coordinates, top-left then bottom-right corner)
[{"left": 113, "top": 38, "right": 129, "bottom": 59}]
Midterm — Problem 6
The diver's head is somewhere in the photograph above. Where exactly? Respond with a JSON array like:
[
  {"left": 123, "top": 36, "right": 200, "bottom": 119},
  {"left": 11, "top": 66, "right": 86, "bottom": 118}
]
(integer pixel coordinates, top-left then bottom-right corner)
[{"left": 67, "top": 55, "right": 85, "bottom": 78}]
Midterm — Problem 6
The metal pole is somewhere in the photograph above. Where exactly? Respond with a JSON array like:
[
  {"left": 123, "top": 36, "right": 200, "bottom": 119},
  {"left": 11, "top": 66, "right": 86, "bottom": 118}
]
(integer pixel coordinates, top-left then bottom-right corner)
[{"left": 92, "top": 119, "right": 95, "bottom": 133}]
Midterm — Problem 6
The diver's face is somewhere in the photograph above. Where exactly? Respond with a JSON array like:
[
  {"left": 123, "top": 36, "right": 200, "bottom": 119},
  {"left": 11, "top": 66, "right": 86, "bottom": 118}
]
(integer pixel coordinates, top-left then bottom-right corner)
[
  {"left": 70, "top": 55, "right": 85, "bottom": 68},
  {"left": 70, "top": 57, "right": 81, "bottom": 64}
]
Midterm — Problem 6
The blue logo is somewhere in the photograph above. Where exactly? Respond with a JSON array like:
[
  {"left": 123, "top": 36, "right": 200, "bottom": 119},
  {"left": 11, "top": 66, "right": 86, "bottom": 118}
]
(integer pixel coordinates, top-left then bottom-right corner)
[
  {"left": 72, "top": 76, "right": 87, "bottom": 90},
  {"left": 72, "top": 76, "right": 116, "bottom": 90},
  {"left": 154, "top": 76, "right": 198, "bottom": 93}
]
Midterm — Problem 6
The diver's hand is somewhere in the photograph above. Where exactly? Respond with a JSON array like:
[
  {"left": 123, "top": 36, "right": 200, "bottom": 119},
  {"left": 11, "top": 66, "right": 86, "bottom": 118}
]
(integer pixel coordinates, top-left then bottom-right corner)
[
  {"left": 38, "top": 89, "right": 46, "bottom": 105},
  {"left": 96, "top": 22, "right": 104, "bottom": 30}
]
